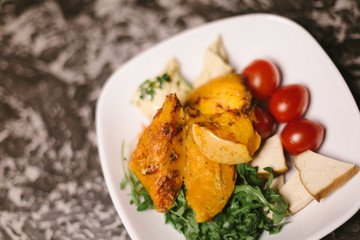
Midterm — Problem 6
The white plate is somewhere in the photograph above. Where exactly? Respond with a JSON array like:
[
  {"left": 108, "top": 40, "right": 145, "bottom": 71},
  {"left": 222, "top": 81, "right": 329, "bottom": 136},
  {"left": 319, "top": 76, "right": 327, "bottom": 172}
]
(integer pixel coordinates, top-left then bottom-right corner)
[{"left": 96, "top": 13, "right": 360, "bottom": 240}]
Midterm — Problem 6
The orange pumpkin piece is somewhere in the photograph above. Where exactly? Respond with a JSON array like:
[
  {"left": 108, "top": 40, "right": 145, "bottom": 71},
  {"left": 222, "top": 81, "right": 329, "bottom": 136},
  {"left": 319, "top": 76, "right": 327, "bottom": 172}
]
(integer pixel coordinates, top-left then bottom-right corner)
[
  {"left": 186, "top": 107, "right": 261, "bottom": 161},
  {"left": 184, "top": 111, "right": 236, "bottom": 223},
  {"left": 129, "top": 94, "right": 186, "bottom": 212},
  {"left": 185, "top": 73, "right": 253, "bottom": 116}
]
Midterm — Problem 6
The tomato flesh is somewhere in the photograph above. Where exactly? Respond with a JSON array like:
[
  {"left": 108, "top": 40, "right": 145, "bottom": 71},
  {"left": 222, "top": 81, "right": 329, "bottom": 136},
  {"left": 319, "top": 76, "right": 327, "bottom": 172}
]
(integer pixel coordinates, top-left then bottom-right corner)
[
  {"left": 280, "top": 118, "right": 324, "bottom": 155},
  {"left": 242, "top": 59, "right": 280, "bottom": 100},
  {"left": 253, "top": 107, "right": 276, "bottom": 139},
  {"left": 268, "top": 84, "right": 309, "bottom": 123}
]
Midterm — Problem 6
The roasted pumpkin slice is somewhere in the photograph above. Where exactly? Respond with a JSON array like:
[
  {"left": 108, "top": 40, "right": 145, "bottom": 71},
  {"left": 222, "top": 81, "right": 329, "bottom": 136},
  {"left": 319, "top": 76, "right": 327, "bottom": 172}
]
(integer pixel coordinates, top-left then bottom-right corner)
[
  {"left": 129, "top": 94, "right": 186, "bottom": 212},
  {"left": 193, "top": 124, "right": 253, "bottom": 164},
  {"left": 187, "top": 107, "right": 261, "bottom": 164},
  {"left": 185, "top": 73, "right": 253, "bottom": 116},
  {"left": 184, "top": 110, "right": 236, "bottom": 222},
  {"left": 184, "top": 123, "right": 236, "bottom": 222}
]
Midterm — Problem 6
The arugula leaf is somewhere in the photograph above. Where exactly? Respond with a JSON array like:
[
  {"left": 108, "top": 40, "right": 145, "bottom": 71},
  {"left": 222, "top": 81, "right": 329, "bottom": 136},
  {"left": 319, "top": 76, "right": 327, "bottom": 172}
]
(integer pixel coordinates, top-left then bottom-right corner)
[
  {"left": 120, "top": 140, "right": 154, "bottom": 211},
  {"left": 165, "top": 163, "right": 289, "bottom": 240},
  {"left": 165, "top": 188, "right": 200, "bottom": 239},
  {"left": 262, "top": 167, "right": 289, "bottom": 224}
]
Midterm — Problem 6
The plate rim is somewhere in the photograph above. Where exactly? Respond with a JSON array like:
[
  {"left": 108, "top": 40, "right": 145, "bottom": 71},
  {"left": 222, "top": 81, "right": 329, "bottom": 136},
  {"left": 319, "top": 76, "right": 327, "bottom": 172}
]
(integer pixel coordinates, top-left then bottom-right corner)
[{"left": 96, "top": 13, "right": 360, "bottom": 240}]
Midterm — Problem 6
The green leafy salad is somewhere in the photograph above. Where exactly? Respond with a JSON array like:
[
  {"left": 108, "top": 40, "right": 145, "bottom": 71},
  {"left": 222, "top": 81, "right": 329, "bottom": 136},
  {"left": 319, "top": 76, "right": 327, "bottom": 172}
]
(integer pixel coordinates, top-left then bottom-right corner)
[{"left": 120, "top": 142, "right": 289, "bottom": 240}]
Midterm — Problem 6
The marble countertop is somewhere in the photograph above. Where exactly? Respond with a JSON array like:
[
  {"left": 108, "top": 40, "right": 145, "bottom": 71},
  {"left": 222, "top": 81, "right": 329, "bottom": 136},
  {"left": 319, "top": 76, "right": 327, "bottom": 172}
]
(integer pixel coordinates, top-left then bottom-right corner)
[{"left": 0, "top": 0, "right": 359, "bottom": 239}]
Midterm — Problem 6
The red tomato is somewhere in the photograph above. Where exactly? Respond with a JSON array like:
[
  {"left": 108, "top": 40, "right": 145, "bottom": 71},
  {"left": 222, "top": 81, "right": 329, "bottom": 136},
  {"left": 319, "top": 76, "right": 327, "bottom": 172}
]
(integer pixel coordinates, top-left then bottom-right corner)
[
  {"left": 242, "top": 59, "right": 280, "bottom": 100},
  {"left": 280, "top": 118, "right": 325, "bottom": 155},
  {"left": 253, "top": 107, "right": 276, "bottom": 139},
  {"left": 268, "top": 84, "right": 309, "bottom": 123}
]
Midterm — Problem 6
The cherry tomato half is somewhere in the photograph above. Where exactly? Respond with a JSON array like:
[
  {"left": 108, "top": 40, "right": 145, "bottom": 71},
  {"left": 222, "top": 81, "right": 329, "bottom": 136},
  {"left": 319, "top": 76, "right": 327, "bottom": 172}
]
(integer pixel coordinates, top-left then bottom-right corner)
[
  {"left": 268, "top": 84, "right": 309, "bottom": 123},
  {"left": 280, "top": 118, "right": 325, "bottom": 155},
  {"left": 242, "top": 59, "right": 280, "bottom": 100},
  {"left": 253, "top": 107, "right": 276, "bottom": 139}
]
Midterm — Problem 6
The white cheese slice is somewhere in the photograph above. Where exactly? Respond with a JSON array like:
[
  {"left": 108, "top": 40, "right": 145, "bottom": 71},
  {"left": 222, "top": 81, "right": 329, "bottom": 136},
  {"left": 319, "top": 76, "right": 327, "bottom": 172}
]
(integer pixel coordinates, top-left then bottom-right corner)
[
  {"left": 193, "top": 35, "right": 234, "bottom": 88},
  {"left": 294, "top": 150, "right": 359, "bottom": 201},
  {"left": 249, "top": 134, "right": 288, "bottom": 175},
  {"left": 279, "top": 171, "right": 313, "bottom": 214},
  {"left": 269, "top": 174, "right": 285, "bottom": 191}
]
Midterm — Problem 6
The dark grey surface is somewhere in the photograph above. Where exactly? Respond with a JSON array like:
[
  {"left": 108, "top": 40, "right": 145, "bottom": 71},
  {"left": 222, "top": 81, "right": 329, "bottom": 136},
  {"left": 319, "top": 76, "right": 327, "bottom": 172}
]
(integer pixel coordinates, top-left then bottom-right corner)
[{"left": 0, "top": 0, "right": 359, "bottom": 239}]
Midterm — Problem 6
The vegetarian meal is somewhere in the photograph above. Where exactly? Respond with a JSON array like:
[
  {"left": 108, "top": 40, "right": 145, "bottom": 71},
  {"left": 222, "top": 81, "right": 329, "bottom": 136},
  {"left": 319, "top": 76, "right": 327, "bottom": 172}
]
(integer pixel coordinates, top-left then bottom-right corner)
[{"left": 121, "top": 35, "right": 359, "bottom": 239}]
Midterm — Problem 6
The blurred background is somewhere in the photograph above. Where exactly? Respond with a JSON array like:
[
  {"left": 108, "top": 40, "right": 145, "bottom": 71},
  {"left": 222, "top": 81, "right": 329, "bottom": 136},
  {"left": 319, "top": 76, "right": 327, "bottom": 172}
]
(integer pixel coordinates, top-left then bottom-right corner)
[{"left": 0, "top": 0, "right": 359, "bottom": 239}]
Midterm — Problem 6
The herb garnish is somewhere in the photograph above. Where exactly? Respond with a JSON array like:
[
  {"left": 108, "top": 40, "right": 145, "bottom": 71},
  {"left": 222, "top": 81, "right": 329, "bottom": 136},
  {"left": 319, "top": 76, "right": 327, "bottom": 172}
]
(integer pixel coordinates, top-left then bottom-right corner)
[
  {"left": 139, "top": 73, "right": 172, "bottom": 100},
  {"left": 121, "top": 140, "right": 289, "bottom": 239}
]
